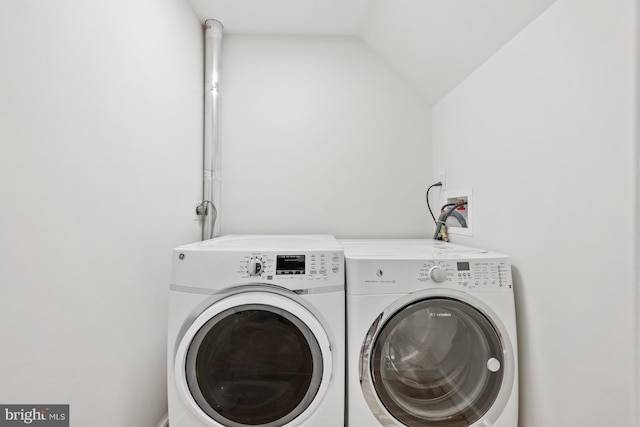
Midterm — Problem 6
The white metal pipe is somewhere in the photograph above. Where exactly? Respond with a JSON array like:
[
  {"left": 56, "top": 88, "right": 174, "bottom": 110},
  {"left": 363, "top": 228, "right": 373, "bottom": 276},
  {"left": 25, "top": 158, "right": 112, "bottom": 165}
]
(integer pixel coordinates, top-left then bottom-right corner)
[{"left": 203, "top": 19, "right": 223, "bottom": 240}]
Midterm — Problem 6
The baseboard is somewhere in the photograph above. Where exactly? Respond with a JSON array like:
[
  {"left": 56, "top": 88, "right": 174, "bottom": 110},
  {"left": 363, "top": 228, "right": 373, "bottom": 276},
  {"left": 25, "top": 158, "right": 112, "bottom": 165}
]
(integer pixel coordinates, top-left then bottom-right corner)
[{"left": 156, "top": 413, "right": 169, "bottom": 427}]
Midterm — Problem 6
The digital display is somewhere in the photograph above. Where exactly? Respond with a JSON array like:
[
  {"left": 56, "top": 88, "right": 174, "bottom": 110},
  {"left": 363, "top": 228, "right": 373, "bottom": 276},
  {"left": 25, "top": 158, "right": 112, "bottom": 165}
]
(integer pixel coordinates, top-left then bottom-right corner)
[
  {"left": 276, "top": 255, "right": 306, "bottom": 275},
  {"left": 457, "top": 262, "right": 470, "bottom": 271}
]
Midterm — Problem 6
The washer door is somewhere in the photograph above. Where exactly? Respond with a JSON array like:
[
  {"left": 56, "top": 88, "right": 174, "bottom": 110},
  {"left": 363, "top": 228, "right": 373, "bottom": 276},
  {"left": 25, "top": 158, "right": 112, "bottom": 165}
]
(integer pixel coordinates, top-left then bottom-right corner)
[
  {"left": 175, "top": 291, "right": 332, "bottom": 427},
  {"left": 361, "top": 293, "right": 514, "bottom": 427}
]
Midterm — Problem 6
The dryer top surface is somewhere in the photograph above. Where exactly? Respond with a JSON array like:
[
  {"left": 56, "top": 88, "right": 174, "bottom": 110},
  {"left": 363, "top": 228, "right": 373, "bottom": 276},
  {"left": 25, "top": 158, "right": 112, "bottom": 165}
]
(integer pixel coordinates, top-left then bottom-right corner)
[{"left": 178, "top": 234, "right": 342, "bottom": 252}]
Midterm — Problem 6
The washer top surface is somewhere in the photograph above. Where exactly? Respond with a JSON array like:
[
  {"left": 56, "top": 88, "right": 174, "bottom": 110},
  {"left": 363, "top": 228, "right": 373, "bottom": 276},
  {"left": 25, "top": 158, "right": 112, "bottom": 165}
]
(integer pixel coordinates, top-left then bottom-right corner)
[
  {"left": 340, "top": 238, "right": 506, "bottom": 260},
  {"left": 179, "top": 234, "right": 342, "bottom": 252}
]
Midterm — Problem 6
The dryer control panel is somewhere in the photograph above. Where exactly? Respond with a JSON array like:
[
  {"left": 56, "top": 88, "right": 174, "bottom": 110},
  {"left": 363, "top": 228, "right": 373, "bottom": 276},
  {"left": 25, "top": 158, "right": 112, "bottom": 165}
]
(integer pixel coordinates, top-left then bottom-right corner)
[
  {"left": 172, "top": 235, "right": 344, "bottom": 291},
  {"left": 238, "top": 251, "right": 343, "bottom": 283}
]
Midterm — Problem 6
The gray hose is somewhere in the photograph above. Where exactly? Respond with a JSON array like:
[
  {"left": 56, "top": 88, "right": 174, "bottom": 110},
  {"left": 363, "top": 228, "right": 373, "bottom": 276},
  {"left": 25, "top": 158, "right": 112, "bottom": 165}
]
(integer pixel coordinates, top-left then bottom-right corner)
[
  {"left": 433, "top": 201, "right": 468, "bottom": 241},
  {"left": 447, "top": 209, "right": 467, "bottom": 228}
]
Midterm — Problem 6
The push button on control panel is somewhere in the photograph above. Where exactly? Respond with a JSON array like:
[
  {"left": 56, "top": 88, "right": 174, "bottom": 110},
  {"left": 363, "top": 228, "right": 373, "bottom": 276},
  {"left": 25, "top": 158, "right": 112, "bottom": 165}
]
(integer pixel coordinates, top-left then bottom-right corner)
[{"left": 454, "top": 261, "right": 512, "bottom": 289}]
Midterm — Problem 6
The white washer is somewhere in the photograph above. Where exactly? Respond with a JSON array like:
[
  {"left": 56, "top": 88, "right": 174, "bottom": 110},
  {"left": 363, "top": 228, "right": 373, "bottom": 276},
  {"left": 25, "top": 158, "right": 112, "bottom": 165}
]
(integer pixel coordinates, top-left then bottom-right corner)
[
  {"left": 341, "top": 239, "right": 518, "bottom": 427},
  {"left": 168, "top": 235, "right": 345, "bottom": 427}
]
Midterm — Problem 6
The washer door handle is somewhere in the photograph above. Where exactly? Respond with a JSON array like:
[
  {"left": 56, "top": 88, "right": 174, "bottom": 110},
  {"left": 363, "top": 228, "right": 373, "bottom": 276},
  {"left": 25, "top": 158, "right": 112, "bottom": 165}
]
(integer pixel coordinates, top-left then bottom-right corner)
[
  {"left": 487, "top": 357, "right": 501, "bottom": 372},
  {"left": 359, "top": 313, "right": 383, "bottom": 382}
]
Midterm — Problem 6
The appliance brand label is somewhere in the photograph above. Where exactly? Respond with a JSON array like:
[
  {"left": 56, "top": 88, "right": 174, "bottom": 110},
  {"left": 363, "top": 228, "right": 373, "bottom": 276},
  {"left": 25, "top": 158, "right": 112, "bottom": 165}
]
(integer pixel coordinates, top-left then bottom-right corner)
[
  {"left": 0, "top": 405, "right": 68, "bottom": 426},
  {"left": 429, "top": 312, "right": 452, "bottom": 318}
]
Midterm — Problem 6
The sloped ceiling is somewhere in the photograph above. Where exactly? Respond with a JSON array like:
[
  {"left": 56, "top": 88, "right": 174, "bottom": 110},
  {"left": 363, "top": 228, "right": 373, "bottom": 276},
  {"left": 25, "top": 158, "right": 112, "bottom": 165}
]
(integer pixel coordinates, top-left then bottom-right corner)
[{"left": 188, "top": 0, "right": 556, "bottom": 103}]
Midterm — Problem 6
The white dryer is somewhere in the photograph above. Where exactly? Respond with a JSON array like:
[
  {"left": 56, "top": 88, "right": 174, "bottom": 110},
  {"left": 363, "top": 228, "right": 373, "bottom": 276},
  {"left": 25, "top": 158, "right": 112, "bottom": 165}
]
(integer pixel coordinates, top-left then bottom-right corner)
[
  {"left": 168, "top": 235, "right": 344, "bottom": 427},
  {"left": 341, "top": 239, "right": 518, "bottom": 427}
]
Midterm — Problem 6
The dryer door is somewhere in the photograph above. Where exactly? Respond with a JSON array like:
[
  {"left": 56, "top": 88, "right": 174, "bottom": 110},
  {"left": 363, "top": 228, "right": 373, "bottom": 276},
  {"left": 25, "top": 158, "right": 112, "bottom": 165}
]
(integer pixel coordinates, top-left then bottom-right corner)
[
  {"left": 174, "top": 291, "right": 332, "bottom": 427},
  {"left": 361, "top": 295, "right": 512, "bottom": 427}
]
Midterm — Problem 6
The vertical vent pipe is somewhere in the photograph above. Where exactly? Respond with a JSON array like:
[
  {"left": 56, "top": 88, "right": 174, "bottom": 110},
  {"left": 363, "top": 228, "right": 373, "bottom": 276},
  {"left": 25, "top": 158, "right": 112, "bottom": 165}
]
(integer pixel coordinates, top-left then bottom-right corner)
[{"left": 203, "top": 19, "right": 223, "bottom": 240}]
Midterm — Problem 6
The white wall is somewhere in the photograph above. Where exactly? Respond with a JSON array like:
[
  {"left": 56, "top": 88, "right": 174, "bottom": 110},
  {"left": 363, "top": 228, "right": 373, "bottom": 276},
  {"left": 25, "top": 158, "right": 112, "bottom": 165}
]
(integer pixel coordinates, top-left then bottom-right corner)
[
  {"left": 4, "top": 1, "right": 633, "bottom": 425},
  {"left": 432, "top": 0, "right": 636, "bottom": 425},
  {"left": 637, "top": 0, "right": 640, "bottom": 421},
  {"left": 220, "top": 35, "right": 433, "bottom": 237},
  {"left": 0, "top": 11, "right": 435, "bottom": 427},
  {"left": 0, "top": 1, "right": 203, "bottom": 426},
  {"left": 359, "top": 0, "right": 557, "bottom": 103}
]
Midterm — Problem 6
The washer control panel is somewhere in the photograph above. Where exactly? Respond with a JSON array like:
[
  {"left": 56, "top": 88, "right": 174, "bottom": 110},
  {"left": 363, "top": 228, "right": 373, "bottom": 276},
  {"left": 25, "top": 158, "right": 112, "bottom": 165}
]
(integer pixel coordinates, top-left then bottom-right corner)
[
  {"left": 238, "top": 251, "right": 342, "bottom": 282},
  {"left": 418, "top": 260, "right": 512, "bottom": 290}
]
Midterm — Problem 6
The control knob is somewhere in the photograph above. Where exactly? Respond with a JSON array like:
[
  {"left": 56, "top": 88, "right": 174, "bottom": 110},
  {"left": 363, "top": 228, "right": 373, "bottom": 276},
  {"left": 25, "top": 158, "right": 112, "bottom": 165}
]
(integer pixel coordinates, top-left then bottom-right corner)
[
  {"left": 248, "top": 258, "right": 264, "bottom": 276},
  {"left": 429, "top": 266, "right": 448, "bottom": 283}
]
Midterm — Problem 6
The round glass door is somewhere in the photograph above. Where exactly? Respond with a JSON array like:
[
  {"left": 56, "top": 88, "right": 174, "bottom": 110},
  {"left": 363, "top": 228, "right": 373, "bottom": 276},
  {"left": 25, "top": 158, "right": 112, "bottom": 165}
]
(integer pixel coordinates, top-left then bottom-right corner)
[
  {"left": 185, "top": 304, "right": 323, "bottom": 427},
  {"left": 370, "top": 297, "right": 504, "bottom": 427}
]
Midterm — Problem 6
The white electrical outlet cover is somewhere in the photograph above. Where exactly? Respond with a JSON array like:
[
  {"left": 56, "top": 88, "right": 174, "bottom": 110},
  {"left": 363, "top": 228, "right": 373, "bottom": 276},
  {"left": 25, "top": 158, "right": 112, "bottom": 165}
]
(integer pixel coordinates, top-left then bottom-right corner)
[{"left": 438, "top": 171, "right": 446, "bottom": 190}]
